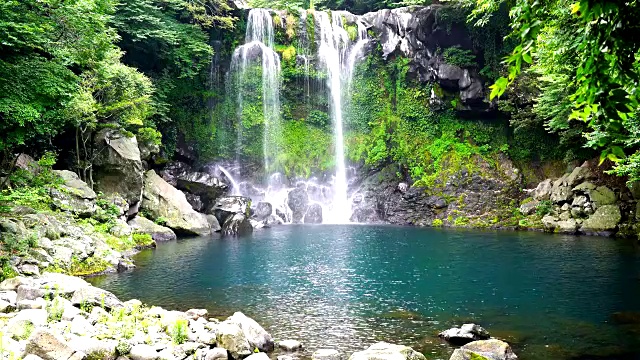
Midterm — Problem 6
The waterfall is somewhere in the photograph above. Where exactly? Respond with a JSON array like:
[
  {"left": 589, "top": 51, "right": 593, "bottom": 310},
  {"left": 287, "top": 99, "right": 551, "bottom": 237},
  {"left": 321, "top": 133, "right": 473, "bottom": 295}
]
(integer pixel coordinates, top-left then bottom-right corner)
[
  {"left": 315, "top": 11, "right": 369, "bottom": 224},
  {"left": 225, "top": 9, "right": 370, "bottom": 225},
  {"left": 217, "top": 165, "right": 241, "bottom": 196},
  {"left": 230, "top": 9, "right": 282, "bottom": 176}
]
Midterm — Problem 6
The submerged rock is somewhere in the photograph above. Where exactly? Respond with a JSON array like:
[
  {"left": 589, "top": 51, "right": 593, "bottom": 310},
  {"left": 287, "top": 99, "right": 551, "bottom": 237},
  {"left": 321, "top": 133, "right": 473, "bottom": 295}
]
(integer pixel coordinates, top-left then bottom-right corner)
[
  {"left": 439, "top": 324, "right": 490, "bottom": 345},
  {"left": 448, "top": 339, "right": 517, "bottom": 360},
  {"left": 349, "top": 342, "right": 426, "bottom": 360},
  {"left": 278, "top": 340, "right": 302, "bottom": 351}
]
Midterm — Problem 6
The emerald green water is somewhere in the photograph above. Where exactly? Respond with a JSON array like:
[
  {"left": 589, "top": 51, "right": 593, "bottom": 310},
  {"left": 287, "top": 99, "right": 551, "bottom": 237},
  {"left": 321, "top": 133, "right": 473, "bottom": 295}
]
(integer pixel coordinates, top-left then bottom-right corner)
[{"left": 90, "top": 225, "right": 640, "bottom": 360}]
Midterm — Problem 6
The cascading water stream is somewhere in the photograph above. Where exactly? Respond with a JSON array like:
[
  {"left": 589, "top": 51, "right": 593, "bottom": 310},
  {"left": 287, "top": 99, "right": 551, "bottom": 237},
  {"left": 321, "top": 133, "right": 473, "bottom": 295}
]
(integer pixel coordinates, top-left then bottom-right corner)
[
  {"left": 226, "top": 9, "right": 370, "bottom": 224},
  {"left": 230, "top": 9, "right": 282, "bottom": 176}
]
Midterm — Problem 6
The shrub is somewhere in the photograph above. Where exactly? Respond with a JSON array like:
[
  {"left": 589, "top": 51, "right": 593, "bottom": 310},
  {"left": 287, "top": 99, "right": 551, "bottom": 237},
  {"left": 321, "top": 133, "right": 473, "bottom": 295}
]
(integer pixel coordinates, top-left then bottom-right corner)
[
  {"left": 132, "top": 234, "right": 154, "bottom": 248},
  {"left": 432, "top": 219, "right": 444, "bottom": 227},
  {"left": 171, "top": 319, "right": 188, "bottom": 345},
  {"left": 536, "top": 200, "right": 554, "bottom": 216},
  {"left": 442, "top": 46, "right": 477, "bottom": 68}
]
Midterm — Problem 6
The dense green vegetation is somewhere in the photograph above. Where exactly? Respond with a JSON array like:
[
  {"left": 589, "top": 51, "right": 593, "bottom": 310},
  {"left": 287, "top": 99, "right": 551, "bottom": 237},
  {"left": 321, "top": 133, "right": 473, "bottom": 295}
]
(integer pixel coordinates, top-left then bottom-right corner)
[{"left": 1, "top": 0, "right": 638, "bottom": 188}]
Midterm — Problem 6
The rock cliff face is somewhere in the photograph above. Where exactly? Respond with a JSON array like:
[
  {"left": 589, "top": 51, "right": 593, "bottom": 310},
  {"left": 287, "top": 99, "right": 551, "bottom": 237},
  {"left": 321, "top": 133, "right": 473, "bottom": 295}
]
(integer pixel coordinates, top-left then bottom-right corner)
[
  {"left": 361, "top": 6, "right": 487, "bottom": 111},
  {"left": 351, "top": 154, "right": 521, "bottom": 228}
]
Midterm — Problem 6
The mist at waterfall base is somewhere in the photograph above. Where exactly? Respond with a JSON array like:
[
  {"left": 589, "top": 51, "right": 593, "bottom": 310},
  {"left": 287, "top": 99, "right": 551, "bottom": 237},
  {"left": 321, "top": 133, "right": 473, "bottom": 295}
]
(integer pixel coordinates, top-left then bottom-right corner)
[{"left": 227, "top": 9, "right": 370, "bottom": 224}]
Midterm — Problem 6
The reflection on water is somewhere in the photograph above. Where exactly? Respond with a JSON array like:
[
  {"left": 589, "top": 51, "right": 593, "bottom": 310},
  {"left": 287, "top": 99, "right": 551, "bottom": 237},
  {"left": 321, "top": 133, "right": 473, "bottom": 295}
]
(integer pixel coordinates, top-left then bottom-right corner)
[{"left": 89, "top": 225, "right": 640, "bottom": 360}]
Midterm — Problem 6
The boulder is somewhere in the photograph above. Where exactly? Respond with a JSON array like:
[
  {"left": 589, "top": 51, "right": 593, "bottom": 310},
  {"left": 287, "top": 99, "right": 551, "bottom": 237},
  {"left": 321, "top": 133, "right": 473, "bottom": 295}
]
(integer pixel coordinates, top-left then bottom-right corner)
[
  {"left": 50, "top": 170, "right": 98, "bottom": 217},
  {"left": 349, "top": 342, "right": 426, "bottom": 360},
  {"left": 139, "top": 139, "right": 160, "bottom": 161},
  {"left": 278, "top": 340, "right": 302, "bottom": 351},
  {"left": 312, "top": 349, "right": 341, "bottom": 360},
  {"left": 226, "top": 312, "right": 274, "bottom": 352},
  {"left": 159, "top": 161, "right": 193, "bottom": 187},
  {"left": 130, "top": 344, "right": 160, "bottom": 360},
  {"left": 25, "top": 329, "right": 75, "bottom": 360},
  {"left": 210, "top": 196, "right": 251, "bottom": 225},
  {"left": 15, "top": 153, "right": 40, "bottom": 174},
  {"left": 176, "top": 172, "right": 228, "bottom": 205},
  {"left": 69, "top": 336, "right": 117, "bottom": 360},
  {"left": 215, "top": 321, "right": 252, "bottom": 359},
  {"left": 71, "top": 286, "right": 122, "bottom": 310},
  {"left": 550, "top": 176, "right": 571, "bottom": 204},
  {"left": 141, "top": 170, "right": 213, "bottom": 236},
  {"left": 287, "top": 188, "right": 309, "bottom": 223},
  {"left": 253, "top": 202, "right": 273, "bottom": 221},
  {"left": 304, "top": 204, "right": 323, "bottom": 224},
  {"left": 533, "top": 179, "right": 552, "bottom": 201},
  {"left": 581, "top": 205, "right": 622, "bottom": 235},
  {"left": 448, "top": 339, "right": 517, "bottom": 360},
  {"left": 186, "top": 193, "right": 205, "bottom": 212},
  {"left": 245, "top": 353, "right": 269, "bottom": 360},
  {"left": 589, "top": 186, "right": 617, "bottom": 208},
  {"left": 556, "top": 219, "right": 578, "bottom": 234},
  {"left": 205, "top": 348, "right": 229, "bottom": 360},
  {"left": 128, "top": 217, "right": 177, "bottom": 242},
  {"left": 221, "top": 213, "right": 253, "bottom": 236},
  {"left": 438, "top": 324, "right": 490, "bottom": 345},
  {"left": 39, "top": 272, "right": 91, "bottom": 297},
  {"left": 93, "top": 128, "right": 144, "bottom": 212},
  {"left": 518, "top": 200, "right": 539, "bottom": 216},
  {"left": 566, "top": 166, "right": 592, "bottom": 187}
]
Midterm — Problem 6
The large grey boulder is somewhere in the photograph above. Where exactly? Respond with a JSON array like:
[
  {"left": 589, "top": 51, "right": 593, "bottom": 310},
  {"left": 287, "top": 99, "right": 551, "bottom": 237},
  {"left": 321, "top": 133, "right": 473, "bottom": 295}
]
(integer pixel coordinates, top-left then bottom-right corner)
[
  {"left": 50, "top": 170, "right": 98, "bottom": 217},
  {"left": 312, "top": 349, "right": 341, "bottom": 360},
  {"left": 519, "top": 200, "right": 539, "bottom": 216},
  {"left": 533, "top": 179, "right": 552, "bottom": 201},
  {"left": 71, "top": 286, "right": 122, "bottom": 310},
  {"left": 176, "top": 172, "right": 228, "bottom": 206},
  {"left": 253, "top": 202, "right": 273, "bottom": 221},
  {"left": 581, "top": 205, "right": 622, "bottom": 235},
  {"left": 589, "top": 186, "right": 617, "bottom": 208},
  {"left": 141, "top": 170, "right": 213, "bottom": 236},
  {"left": 215, "top": 321, "right": 252, "bottom": 359},
  {"left": 130, "top": 344, "right": 160, "bottom": 360},
  {"left": 226, "top": 312, "right": 274, "bottom": 352},
  {"left": 221, "top": 213, "right": 253, "bottom": 236},
  {"left": 566, "top": 166, "right": 592, "bottom": 187},
  {"left": 128, "top": 217, "right": 177, "bottom": 242},
  {"left": 93, "top": 129, "right": 144, "bottom": 213},
  {"left": 449, "top": 339, "right": 518, "bottom": 360},
  {"left": 209, "top": 196, "right": 251, "bottom": 225},
  {"left": 550, "top": 175, "right": 571, "bottom": 204},
  {"left": 439, "top": 324, "right": 490, "bottom": 345},
  {"left": 287, "top": 187, "right": 309, "bottom": 223},
  {"left": 69, "top": 336, "right": 117, "bottom": 360},
  {"left": 349, "top": 342, "right": 426, "bottom": 360},
  {"left": 304, "top": 203, "right": 323, "bottom": 224},
  {"left": 25, "top": 329, "right": 76, "bottom": 360}
]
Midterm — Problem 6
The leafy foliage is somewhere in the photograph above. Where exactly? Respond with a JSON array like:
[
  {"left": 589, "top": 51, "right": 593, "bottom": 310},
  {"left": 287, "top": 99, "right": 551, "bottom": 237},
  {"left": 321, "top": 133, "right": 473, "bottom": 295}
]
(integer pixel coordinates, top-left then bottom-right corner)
[{"left": 474, "top": 0, "right": 640, "bottom": 182}]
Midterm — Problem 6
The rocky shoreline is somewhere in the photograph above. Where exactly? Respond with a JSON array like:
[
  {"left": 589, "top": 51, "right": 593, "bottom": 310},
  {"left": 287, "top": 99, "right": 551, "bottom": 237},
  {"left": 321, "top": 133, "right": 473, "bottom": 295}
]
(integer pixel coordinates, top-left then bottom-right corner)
[{"left": 0, "top": 270, "right": 518, "bottom": 360}]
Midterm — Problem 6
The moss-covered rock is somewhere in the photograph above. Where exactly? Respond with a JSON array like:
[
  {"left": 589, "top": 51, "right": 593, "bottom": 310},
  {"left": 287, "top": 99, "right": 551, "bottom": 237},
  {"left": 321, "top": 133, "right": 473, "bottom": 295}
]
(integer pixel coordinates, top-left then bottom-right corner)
[{"left": 580, "top": 205, "right": 622, "bottom": 235}]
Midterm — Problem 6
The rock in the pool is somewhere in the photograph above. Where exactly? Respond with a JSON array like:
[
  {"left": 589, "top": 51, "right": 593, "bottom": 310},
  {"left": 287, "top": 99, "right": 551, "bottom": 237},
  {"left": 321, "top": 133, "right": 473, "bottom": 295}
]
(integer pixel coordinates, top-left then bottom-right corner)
[
  {"left": 226, "top": 312, "right": 274, "bottom": 352},
  {"left": 448, "top": 339, "right": 518, "bottom": 360},
  {"left": 278, "top": 340, "right": 303, "bottom": 351},
  {"left": 439, "top": 324, "right": 490, "bottom": 345},
  {"left": 312, "top": 349, "right": 341, "bottom": 360},
  {"left": 349, "top": 342, "right": 426, "bottom": 360}
]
